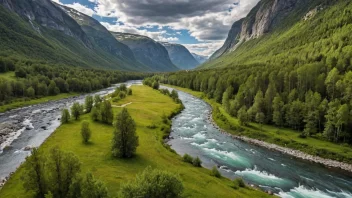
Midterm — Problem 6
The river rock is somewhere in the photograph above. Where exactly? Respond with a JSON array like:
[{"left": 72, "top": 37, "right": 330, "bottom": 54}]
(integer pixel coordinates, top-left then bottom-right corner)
[{"left": 23, "top": 145, "right": 33, "bottom": 151}]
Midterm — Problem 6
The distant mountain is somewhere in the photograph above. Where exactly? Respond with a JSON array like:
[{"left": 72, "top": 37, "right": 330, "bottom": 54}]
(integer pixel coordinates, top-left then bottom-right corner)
[
  {"left": 0, "top": 0, "right": 151, "bottom": 71},
  {"left": 111, "top": 32, "right": 180, "bottom": 72},
  {"left": 191, "top": 53, "right": 208, "bottom": 64},
  {"left": 161, "top": 42, "right": 200, "bottom": 70}
]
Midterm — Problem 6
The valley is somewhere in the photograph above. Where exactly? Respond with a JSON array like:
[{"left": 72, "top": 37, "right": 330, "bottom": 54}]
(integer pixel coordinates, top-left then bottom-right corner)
[{"left": 1, "top": 0, "right": 352, "bottom": 197}]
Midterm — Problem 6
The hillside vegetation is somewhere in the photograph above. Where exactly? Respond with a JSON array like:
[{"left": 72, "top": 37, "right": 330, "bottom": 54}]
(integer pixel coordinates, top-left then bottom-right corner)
[{"left": 157, "top": 1, "right": 352, "bottom": 162}]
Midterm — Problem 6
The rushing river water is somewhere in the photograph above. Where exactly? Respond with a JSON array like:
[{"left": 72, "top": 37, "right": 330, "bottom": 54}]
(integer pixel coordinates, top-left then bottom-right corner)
[
  {"left": 168, "top": 88, "right": 352, "bottom": 198},
  {"left": 0, "top": 81, "right": 141, "bottom": 180}
]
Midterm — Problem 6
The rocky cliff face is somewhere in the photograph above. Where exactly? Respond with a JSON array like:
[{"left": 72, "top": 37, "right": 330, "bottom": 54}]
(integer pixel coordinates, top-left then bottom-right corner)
[
  {"left": 191, "top": 53, "right": 208, "bottom": 64},
  {"left": 111, "top": 32, "right": 180, "bottom": 72},
  {"left": 161, "top": 42, "right": 200, "bottom": 70},
  {"left": 58, "top": 4, "right": 140, "bottom": 66},
  {"left": 211, "top": 0, "right": 320, "bottom": 60},
  {"left": 0, "top": 0, "right": 91, "bottom": 48}
]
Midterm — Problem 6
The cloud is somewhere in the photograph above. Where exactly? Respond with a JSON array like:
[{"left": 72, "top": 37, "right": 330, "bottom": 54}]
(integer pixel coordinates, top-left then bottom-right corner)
[
  {"left": 53, "top": 0, "right": 260, "bottom": 56},
  {"left": 93, "top": 0, "right": 260, "bottom": 41},
  {"left": 184, "top": 42, "right": 224, "bottom": 57},
  {"left": 101, "top": 22, "right": 179, "bottom": 42},
  {"left": 63, "top": 2, "right": 95, "bottom": 16}
]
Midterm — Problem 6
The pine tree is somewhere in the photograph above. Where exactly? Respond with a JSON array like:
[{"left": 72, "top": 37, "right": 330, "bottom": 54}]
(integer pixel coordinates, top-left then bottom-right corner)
[{"left": 112, "top": 108, "right": 139, "bottom": 158}]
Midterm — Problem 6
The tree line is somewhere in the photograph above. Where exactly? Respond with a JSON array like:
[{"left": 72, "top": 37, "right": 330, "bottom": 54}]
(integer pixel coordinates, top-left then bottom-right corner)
[
  {"left": 0, "top": 59, "right": 147, "bottom": 106},
  {"left": 159, "top": 62, "right": 352, "bottom": 144}
]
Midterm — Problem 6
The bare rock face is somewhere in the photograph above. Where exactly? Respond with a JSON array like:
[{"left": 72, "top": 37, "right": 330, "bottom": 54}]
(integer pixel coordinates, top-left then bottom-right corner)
[
  {"left": 211, "top": 0, "right": 320, "bottom": 59},
  {"left": 0, "top": 0, "right": 91, "bottom": 48},
  {"left": 161, "top": 42, "right": 200, "bottom": 70},
  {"left": 111, "top": 32, "right": 180, "bottom": 72}
]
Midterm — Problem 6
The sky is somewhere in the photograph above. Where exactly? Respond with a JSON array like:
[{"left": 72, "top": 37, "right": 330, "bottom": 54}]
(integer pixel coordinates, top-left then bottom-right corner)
[{"left": 52, "top": 0, "right": 260, "bottom": 56}]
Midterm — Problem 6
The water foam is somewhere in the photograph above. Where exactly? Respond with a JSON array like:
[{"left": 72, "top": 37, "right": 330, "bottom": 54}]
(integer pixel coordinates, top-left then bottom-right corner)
[
  {"left": 278, "top": 185, "right": 334, "bottom": 198},
  {"left": 235, "top": 166, "right": 283, "bottom": 181}
]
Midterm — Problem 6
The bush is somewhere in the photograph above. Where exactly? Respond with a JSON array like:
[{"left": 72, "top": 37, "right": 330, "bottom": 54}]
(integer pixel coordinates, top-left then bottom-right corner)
[
  {"left": 182, "top": 154, "right": 193, "bottom": 164},
  {"left": 233, "top": 178, "right": 246, "bottom": 189},
  {"left": 119, "top": 167, "right": 183, "bottom": 198},
  {"left": 192, "top": 157, "right": 202, "bottom": 167},
  {"left": 127, "top": 89, "right": 132, "bottom": 95},
  {"left": 152, "top": 81, "right": 160, "bottom": 90},
  {"left": 61, "top": 109, "right": 70, "bottom": 124},
  {"left": 81, "top": 121, "right": 91, "bottom": 144},
  {"left": 211, "top": 166, "right": 221, "bottom": 178}
]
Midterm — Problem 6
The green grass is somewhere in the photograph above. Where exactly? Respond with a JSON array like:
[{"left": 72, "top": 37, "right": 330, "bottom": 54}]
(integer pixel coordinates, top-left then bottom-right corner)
[
  {"left": 164, "top": 84, "right": 352, "bottom": 164},
  {"left": 0, "top": 71, "right": 16, "bottom": 80},
  {"left": 0, "top": 93, "right": 78, "bottom": 113},
  {"left": 0, "top": 85, "right": 270, "bottom": 198}
]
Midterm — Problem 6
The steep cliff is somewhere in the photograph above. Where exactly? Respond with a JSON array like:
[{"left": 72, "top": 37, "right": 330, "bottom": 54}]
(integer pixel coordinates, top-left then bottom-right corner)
[
  {"left": 161, "top": 42, "right": 200, "bottom": 70},
  {"left": 0, "top": 0, "right": 151, "bottom": 71},
  {"left": 0, "top": 0, "right": 91, "bottom": 47},
  {"left": 209, "top": 0, "right": 322, "bottom": 61},
  {"left": 57, "top": 4, "right": 151, "bottom": 71},
  {"left": 111, "top": 32, "right": 180, "bottom": 72}
]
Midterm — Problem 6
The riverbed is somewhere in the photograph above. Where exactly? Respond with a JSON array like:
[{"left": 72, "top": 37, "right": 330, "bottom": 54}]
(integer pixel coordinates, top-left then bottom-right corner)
[
  {"left": 168, "top": 88, "right": 352, "bottom": 198},
  {"left": 0, "top": 81, "right": 141, "bottom": 181}
]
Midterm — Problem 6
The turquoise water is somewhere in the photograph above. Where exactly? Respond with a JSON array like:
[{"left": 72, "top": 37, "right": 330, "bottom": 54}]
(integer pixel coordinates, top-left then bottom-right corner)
[{"left": 168, "top": 89, "right": 352, "bottom": 198}]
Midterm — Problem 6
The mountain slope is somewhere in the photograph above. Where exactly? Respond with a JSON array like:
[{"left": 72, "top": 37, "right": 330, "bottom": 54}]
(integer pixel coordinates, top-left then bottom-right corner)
[
  {"left": 161, "top": 42, "right": 200, "bottom": 70},
  {"left": 111, "top": 32, "right": 180, "bottom": 72},
  {"left": 57, "top": 4, "right": 152, "bottom": 72},
  {"left": 191, "top": 53, "right": 208, "bottom": 64},
  {"left": 204, "top": 0, "right": 333, "bottom": 68},
  {"left": 0, "top": 0, "right": 150, "bottom": 71}
]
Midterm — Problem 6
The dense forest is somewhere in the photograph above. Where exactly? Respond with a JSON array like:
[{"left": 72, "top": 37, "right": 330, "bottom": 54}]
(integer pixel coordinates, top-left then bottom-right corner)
[
  {"left": 159, "top": 60, "right": 352, "bottom": 145},
  {"left": 0, "top": 57, "right": 147, "bottom": 106}
]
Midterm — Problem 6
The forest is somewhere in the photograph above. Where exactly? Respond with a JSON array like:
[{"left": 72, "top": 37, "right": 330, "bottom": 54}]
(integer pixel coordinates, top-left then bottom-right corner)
[
  {"left": 0, "top": 57, "right": 147, "bottom": 106},
  {"left": 159, "top": 61, "right": 352, "bottom": 145}
]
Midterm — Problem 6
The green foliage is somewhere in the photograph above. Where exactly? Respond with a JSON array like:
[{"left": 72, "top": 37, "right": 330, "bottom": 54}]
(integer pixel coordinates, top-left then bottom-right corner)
[
  {"left": 211, "top": 166, "right": 221, "bottom": 178},
  {"left": 71, "top": 102, "right": 83, "bottom": 120},
  {"left": 192, "top": 157, "right": 202, "bottom": 167},
  {"left": 182, "top": 154, "right": 193, "bottom": 163},
  {"left": 85, "top": 96, "right": 94, "bottom": 113},
  {"left": 80, "top": 173, "right": 109, "bottom": 198},
  {"left": 23, "top": 147, "right": 81, "bottom": 198},
  {"left": 111, "top": 108, "right": 139, "bottom": 158},
  {"left": 119, "top": 167, "right": 183, "bottom": 198},
  {"left": 61, "top": 109, "right": 71, "bottom": 124},
  {"left": 233, "top": 178, "right": 246, "bottom": 189},
  {"left": 81, "top": 121, "right": 92, "bottom": 144},
  {"left": 100, "top": 101, "right": 114, "bottom": 124}
]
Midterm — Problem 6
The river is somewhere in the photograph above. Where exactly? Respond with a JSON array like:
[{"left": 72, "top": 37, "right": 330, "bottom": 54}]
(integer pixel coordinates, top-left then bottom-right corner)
[
  {"left": 0, "top": 80, "right": 141, "bottom": 181},
  {"left": 1, "top": 83, "right": 352, "bottom": 198},
  {"left": 168, "top": 88, "right": 352, "bottom": 198}
]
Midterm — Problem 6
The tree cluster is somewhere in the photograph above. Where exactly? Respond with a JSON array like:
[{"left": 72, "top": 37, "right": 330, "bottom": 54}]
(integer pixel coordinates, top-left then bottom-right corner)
[{"left": 23, "top": 147, "right": 108, "bottom": 198}]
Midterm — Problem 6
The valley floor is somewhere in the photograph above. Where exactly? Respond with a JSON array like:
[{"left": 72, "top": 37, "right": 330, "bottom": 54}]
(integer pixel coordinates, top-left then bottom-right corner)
[
  {"left": 0, "top": 85, "right": 270, "bottom": 197},
  {"left": 164, "top": 84, "right": 352, "bottom": 169}
]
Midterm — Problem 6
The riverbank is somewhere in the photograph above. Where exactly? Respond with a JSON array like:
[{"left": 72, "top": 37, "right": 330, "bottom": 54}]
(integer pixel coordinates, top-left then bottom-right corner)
[
  {"left": 164, "top": 84, "right": 352, "bottom": 173},
  {"left": 0, "top": 85, "right": 270, "bottom": 197},
  {"left": 0, "top": 93, "right": 78, "bottom": 113}
]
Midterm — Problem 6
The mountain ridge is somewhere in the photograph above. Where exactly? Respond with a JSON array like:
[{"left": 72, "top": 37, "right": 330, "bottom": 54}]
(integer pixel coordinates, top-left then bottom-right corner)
[{"left": 161, "top": 42, "right": 200, "bottom": 70}]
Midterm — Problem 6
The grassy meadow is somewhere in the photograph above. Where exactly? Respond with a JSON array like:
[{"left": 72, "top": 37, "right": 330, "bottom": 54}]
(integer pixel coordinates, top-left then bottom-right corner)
[{"left": 0, "top": 85, "right": 270, "bottom": 198}]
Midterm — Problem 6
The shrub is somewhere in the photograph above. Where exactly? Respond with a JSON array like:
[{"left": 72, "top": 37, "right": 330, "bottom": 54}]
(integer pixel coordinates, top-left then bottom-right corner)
[
  {"left": 81, "top": 121, "right": 91, "bottom": 144},
  {"left": 182, "top": 154, "right": 193, "bottom": 163},
  {"left": 192, "top": 157, "right": 202, "bottom": 167},
  {"left": 211, "top": 166, "right": 221, "bottom": 178},
  {"left": 119, "top": 167, "right": 183, "bottom": 198},
  {"left": 233, "top": 178, "right": 246, "bottom": 189},
  {"left": 61, "top": 109, "right": 70, "bottom": 124}
]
